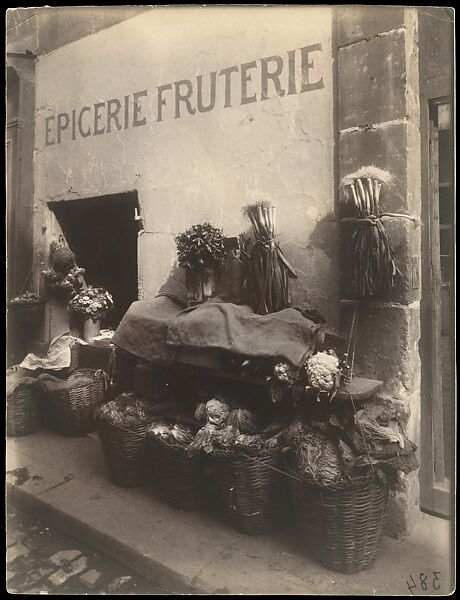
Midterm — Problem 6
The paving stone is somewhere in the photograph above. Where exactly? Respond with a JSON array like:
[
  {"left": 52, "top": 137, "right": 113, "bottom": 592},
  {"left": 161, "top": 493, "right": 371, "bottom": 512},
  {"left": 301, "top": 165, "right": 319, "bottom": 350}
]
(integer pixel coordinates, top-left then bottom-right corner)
[
  {"left": 6, "top": 568, "right": 17, "bottom": 584},
  {"left": 7, "top": 527, "right": 29, "bottom": 547},
  {"left": 47, "top": 556, "right": 88, "bottom": 587},
  {"left": 107, "top": 575, "right": 134, "bottom": 592},
  {"left": 6, "top": 505, "right": 165, "bottom": 595},
  {"left": 11, "top": 566, "right": 56, "bottom": 591},
  {"left": 48, "top": 548, "right": 82, "bottom": 567},
  {"left": 24, "top": 531, "right": 55, "bottom": 550},
  {"left": 7, "top": 542, "right": 30, "bottom": 564},
  {"left": 22, "top": 584, "right": 53, "bottom": 594},
  {"left": 79, "top": 568, "right": 102, "bottom": 589},
  {"left": 10, "top": 551, "right": 45, "bottom": 574}
]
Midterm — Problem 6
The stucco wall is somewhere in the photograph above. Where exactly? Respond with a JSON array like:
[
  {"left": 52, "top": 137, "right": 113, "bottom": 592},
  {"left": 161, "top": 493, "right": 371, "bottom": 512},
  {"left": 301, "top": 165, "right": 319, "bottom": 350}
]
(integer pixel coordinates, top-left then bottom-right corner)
[{"left": 34, "top": 6, "right": 338, "bottom": 327}]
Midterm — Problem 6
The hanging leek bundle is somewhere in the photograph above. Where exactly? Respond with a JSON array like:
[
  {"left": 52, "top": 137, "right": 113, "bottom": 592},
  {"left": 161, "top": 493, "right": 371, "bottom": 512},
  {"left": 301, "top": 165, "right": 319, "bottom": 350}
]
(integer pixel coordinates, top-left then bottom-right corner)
[
  {"left": 341, "top": 166, "right": 401, "bottom": 297},
  {"left": 243, "top": 201, "right": 297, "bottom": 314}
]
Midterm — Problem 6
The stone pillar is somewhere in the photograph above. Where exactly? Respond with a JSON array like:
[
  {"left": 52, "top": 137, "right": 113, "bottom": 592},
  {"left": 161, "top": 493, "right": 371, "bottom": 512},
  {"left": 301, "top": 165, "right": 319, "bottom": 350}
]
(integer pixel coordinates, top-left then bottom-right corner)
[{"left": 335, "top": 6, "right": 422, "bottom": 538}]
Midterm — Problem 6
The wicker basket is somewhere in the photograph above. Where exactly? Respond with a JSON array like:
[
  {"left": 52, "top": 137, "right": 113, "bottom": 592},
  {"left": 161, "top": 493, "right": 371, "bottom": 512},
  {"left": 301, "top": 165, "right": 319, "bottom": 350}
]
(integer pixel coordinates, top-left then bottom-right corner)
[
  {"left": 288, "top": 467, "right": 387, "bottom": 573},
  {"left": 46, "top": 368, "right": 108, "bottom": 436},
  {"left": 98, "top": 422, "right": 149, "bottom": 487},
  {"left": 147, "top": 437, "right": 204, "bottom": 511},
  {"left": 7, "top": 383, "right": 40, "bottom": 437},
  {"left": 210, "top": 449, "right": 286, "bottom": 535}
]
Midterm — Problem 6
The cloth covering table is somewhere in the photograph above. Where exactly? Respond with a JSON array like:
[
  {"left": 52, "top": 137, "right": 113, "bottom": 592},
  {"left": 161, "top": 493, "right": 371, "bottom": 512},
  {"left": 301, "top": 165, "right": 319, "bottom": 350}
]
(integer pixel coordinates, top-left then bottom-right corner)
[{"left": 112, "top": 295, "right": 323, "bottom": 367}]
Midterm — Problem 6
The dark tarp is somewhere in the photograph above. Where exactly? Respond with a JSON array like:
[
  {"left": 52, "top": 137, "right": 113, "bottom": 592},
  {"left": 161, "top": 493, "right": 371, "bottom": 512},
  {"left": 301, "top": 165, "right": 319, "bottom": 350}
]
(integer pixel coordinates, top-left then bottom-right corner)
[
  {"left": 112, "top": 296, "right": 182, "bottom": 365},
  {"left": 113, "top": 296, "right": 323, "bottom": 367}
]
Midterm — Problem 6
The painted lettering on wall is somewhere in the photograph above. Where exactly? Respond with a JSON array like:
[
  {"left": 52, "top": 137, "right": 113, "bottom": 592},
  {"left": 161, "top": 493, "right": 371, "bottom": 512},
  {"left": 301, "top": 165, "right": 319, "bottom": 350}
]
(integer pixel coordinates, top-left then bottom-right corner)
[{"left": 44, "top": 44, "right": 324, "bottom": 146}]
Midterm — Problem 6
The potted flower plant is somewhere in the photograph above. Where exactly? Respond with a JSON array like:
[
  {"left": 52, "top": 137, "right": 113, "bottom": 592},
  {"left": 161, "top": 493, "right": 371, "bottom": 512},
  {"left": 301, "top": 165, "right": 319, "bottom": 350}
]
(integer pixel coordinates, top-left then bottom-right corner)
[
  {"left": 69, "top": 286, "right": 114, "bottom": 342},
  {"left": 175, "top": 223, "right": 227, "bottom": 304}
]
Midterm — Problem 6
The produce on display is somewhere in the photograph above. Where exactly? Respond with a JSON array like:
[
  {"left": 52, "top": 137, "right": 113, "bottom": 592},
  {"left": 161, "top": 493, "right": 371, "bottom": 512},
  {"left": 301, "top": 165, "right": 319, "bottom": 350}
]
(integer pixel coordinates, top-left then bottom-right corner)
[
  {"left": 285, "top": 409, "right": 419, "bottom": 488},
  {"left": 304, "top": 350, "right": 340, "bottom": 399},
  {"left": 341, "top": 165, "right": 402, "bottom": 297},
  {"left": 285, "top": 419, "right": 351, "bottom": 485},
  {"left": 10, "top": 291, "right": 40, "bottom": 305},
  {"left": 175, "top": 222, "right": 227, "bottom": 303},
  {"left": 271, "top": 349, "right": 345, "bottom": 404},
  {"left": 243, "top": 201, "right": 297, "bottom": 314},
  {"left": 205, "top": 396, "right": 231, "bottom": 427},
  {"left": 228, "top": 407, "right": 260, "bottom": 434},
  {"left": 96, "top": 393, "right": 152, "bottom": 428},
  {"left": 194, "top": 402, "right": 207, "bottom": 423},
  {"left": 148, "top": 421, "right": 195, "bottom": 446},
  {"left": 188, "top": 396, "right": 281, "bottom": 456}
]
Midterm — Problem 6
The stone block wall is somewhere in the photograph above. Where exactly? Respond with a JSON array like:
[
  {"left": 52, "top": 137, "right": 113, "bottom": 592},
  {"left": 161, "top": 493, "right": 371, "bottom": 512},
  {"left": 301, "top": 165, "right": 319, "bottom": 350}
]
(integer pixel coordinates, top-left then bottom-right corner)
[{"left": 334, "top": 6, "right": 422, "bottom": 537}]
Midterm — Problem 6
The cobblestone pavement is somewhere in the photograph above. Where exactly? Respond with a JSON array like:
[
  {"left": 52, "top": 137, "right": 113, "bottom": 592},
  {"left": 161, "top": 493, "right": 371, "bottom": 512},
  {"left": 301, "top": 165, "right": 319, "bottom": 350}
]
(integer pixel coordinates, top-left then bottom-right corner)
[{"left": 6, "top": 506, "right": 170, "bottom": 595}]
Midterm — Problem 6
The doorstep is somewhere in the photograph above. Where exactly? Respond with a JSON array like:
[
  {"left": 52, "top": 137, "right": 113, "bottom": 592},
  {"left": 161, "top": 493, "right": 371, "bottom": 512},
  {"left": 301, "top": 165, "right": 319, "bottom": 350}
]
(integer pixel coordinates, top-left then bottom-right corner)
[{"left": 6, "top": 432, "right": 453, "bottom": 595}]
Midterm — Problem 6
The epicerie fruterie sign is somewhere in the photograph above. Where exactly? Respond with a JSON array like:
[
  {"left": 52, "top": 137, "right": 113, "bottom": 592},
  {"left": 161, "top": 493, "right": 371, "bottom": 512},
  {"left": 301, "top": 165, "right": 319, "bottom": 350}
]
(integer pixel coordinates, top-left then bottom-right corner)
[{"left": 44, "top": 43, "right": 324, "bottom": 146}]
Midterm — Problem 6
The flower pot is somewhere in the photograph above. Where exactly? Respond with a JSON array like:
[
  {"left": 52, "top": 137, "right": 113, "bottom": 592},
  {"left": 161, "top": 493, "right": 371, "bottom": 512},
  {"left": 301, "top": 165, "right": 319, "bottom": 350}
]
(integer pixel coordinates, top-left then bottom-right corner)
[
  {"left": 185, "top": 267, "right": 217, "bottom": 304},
  {"left": 185, "top": 269, "right": 203, "bottom": 304},
  {"left": 83, "top": 318, "right": 101, "bottom": 343},
  {"left": 201, "top": 268, "right": 216, "bottom": 300}
]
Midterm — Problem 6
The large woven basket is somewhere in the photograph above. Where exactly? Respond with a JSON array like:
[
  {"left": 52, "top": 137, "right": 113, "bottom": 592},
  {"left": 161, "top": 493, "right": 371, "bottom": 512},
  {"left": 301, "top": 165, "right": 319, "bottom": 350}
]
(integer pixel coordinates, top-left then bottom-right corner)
[
  {"left": 288, "top": 467, "right": 387, "bottom": 573},
  {"left": 210, "top": 449, "right": 286, "bottom": 535},
  {"left": 7, "top": 383, "right": 40, "bottom": 437},
  {"left": 98, "top": 422, "right": 149, "bottom": 487},
  {"left": 147, "top": 437, "right": 204, "bottom": 511},
  {"left": 47, "top": 368, "right": 108, "bottom": 436}
]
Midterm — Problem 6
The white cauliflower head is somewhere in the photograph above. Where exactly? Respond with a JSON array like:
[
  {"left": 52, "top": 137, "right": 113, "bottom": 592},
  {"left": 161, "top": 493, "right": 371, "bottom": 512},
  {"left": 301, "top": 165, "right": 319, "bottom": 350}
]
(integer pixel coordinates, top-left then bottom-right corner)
[
  {"left": 273, "top": 362, "right": 292, "bottom": 383},
  {"left": 304, "top": 351, "right": 340, "bottom": 393}
]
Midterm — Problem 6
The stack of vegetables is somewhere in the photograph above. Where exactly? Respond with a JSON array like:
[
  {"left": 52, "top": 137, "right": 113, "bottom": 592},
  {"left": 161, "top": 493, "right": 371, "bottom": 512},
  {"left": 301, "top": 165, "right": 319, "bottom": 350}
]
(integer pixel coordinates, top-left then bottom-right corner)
[
  {"left": 341, "top": 166, "right": 401, "bottom": 297},
  {"left": 188, "top": 396, "right": 283, "bottom": 457},
  {"left": 96, "top": 393, "right": 152, "bottom": 429},
  {"left": 283, "top": 406, "right": 419, "bottom": 573},
  {"left": 147, "top": 421, "right": 195, "bottom": 446},
  {"left": 189, "top": 396, "right": 287, "bottom": 534},
  {"left": 271, "top": 349, "right": 344, "bottom": 404},
  {"left": 243, "top": 201, "right": 297, "bottom": 314}
]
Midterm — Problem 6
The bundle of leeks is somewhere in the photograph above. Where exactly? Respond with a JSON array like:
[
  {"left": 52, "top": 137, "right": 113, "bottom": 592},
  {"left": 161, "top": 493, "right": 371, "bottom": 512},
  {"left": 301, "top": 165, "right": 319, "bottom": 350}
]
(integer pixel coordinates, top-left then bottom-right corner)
[
  {"left": 341, "top": 166, "right": 401, "bottom": 297},
  {"left": 243, "top": 201, "right": 297, "bottom": 314}
]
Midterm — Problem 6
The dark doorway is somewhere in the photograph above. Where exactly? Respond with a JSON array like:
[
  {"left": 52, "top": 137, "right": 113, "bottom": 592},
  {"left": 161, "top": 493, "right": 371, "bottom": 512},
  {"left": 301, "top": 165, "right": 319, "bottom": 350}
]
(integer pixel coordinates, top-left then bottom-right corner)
[{"left": 49, "top": 191, "right": 140, "bottom": 329}]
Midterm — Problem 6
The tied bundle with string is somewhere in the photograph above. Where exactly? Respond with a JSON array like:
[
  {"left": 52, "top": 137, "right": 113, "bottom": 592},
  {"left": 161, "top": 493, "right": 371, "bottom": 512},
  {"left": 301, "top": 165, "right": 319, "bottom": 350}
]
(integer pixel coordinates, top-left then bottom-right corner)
[
  {"left": 243, "top": 201, "right": 297, "bottom": 314},
  {"left": 341, "top": 166, "right": 402, "bottom": 297}
]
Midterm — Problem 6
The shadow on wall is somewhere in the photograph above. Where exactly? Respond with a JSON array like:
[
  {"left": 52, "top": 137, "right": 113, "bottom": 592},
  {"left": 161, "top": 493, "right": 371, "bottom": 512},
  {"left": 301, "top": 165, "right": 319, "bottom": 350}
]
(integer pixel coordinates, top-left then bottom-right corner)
[
  {"left": 157, "top": 262, "right": 188, "bottom": 307},
  {"left": 287, "top": 211, "right": 341, "bottom": 331}
]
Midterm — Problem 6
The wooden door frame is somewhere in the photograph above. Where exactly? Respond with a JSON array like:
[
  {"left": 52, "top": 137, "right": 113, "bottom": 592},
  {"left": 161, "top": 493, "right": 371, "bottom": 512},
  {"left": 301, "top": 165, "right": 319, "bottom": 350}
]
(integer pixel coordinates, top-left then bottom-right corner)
[{"left": 419, "top": 96, "right": 454, "bottom": 518}]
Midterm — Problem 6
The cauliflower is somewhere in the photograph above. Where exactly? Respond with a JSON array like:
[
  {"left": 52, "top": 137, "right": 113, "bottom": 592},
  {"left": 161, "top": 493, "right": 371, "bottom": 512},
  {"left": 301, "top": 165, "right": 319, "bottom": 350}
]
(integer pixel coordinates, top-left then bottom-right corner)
[
  {"left": 273, "top": 362, "right": 296, "bottom": 386},
  {"left": 273, "top": 362, "right": 291, "bottom": 383},
  {"left": 304, "top": 351, "right": 340, "bottom": 393}
]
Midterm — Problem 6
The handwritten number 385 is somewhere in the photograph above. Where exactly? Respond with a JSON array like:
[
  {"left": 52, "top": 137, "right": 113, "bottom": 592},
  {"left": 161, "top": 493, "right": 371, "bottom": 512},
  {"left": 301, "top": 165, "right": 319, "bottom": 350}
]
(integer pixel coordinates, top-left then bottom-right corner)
[{"left": 407, "top": 572, "right": 441, "bottom": 594}]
